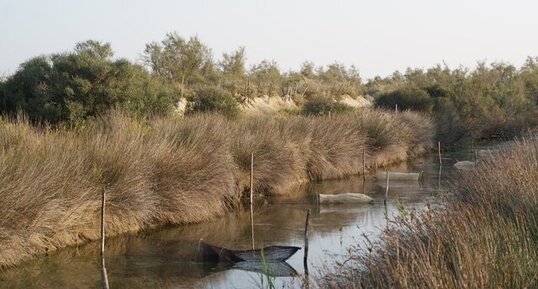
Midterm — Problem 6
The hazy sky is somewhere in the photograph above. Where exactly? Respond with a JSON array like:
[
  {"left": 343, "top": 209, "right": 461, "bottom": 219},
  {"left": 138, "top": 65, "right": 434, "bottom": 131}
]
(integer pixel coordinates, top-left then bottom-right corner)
[{"left": 1, "top": 0, "right": 538, "bottom": 79}]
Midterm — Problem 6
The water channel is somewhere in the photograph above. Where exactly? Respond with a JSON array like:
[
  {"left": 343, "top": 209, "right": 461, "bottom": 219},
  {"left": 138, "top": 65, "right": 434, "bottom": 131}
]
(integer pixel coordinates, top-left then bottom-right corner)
[{"left": 0, "top": 143, "right": 506, "bottom": 289}]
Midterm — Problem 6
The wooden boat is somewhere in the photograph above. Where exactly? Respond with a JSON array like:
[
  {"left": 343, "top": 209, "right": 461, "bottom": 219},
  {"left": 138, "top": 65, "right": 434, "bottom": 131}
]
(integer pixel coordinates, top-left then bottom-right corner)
[
  {"left": 198, "top": 240, "right": 300, "bottom": 263},
  {"left": 319, "top": 193, "right": 374, "bottom": 204},
  {"left": 376, "top": 172, "right": 421, "bottom": 181}
]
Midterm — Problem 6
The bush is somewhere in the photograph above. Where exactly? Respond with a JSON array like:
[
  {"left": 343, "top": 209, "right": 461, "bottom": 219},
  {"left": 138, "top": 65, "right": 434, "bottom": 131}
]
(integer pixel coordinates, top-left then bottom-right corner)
[
  {"left": 433, "top": 97, "right": 469, "bottom": 144},
  {"left": 185, "top": 86, "right": 240, "bottom": 118},
  {"left": 301, "top": 96, "right": 352, "bottom": 116},
  {"left": 0, "top": 41, "right": 177, "bottom": 124},
  {"left": 375, "top": 87, "right": 433, "bottom": 112}
]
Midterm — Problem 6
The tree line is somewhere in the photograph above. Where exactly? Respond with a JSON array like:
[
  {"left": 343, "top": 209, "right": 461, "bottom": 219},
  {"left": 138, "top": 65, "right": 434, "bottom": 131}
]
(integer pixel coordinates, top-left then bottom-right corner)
[{"left": 0, "top": 32, "right": 537, "bottom": 142}]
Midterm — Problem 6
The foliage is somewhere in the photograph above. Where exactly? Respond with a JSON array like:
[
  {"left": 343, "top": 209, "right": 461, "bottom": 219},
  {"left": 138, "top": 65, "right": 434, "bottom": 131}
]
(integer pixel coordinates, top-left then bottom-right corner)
[
  {"left": 301, "top": 96, "right": 352, "bottom": 116},
  {"left": 1, "top": 33, "right": 537, "bottom": 142},
  {"left": 367, "top": 61, "right": 538, "bottom": 141},
  {"left": 375, "top": 87, "right": 433, "bottom": 112},
  {"left": 1, "top": 40, "right": 177, "bottom": 124},
  {"left": 143, "top": 32, "right": 215, "bottom": 92},
  {"left": 185, "top": 86, "right": 240, "bottom": 117},
  {"left": 143, "top": 33, "right": 364, "bottom": 103}
]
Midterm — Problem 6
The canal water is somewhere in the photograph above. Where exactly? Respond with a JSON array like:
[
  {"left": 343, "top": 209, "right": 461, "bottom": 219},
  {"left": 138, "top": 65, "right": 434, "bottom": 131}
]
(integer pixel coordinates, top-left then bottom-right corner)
[{"left": 0, "top": 143, "right": 504, "bottom": 289}]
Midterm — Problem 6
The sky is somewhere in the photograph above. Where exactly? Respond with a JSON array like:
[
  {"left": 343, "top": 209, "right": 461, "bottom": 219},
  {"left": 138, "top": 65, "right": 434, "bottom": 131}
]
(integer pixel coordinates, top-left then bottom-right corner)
[{"left": 1, "top": 0, "right": 538, "bottom": 79}]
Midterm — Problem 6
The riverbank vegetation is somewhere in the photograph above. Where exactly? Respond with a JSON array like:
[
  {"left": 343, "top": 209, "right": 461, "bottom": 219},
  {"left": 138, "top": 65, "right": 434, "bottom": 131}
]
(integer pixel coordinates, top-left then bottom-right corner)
[
  {"left": 319, "top": 136, "right": 538, "bottom": 289},
  {"left": 0, "top": 109, "right": 433, "bottom": 268}
]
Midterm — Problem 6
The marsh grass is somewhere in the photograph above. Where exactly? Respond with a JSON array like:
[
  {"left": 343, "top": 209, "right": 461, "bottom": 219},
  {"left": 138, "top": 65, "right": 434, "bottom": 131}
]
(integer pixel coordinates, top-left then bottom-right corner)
[
  {"left": 318, "top": 137, "right": 538, "bottom": 289},
  {"left": 0, "top": 109, "right": 432, "bottom": 268}
]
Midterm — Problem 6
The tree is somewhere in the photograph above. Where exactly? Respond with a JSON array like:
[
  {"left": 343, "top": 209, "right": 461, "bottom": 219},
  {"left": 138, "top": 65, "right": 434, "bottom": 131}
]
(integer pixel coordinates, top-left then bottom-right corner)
[
  {"left": 143, "top": 33, "right": 215, "bottom": 96},
  {"left": 300, "top": 61, "right": 315, "bottom": 78},
  {"left": 1, "top": 56, "right": 62, "bottom": 122},
  {"left": 249, "top": 60, "right": 283, "bottom": 96},
  {"left": 376, "top": 87, "right": 433, "bottom": 112},
  {"left": 1, "top": 40, "right": 177, "bottom": 123},
  {"left": 185, "top": 86, "right": 239, "bottom": 118},
  {"left": 301, "top": 96, "right": 351, "bottom": 116},
  {"left": 220, "top": 47, "right": 246, "bottom": 77},
  {"left": 218, "top": 47, "right": 248, "bottom": 100}
]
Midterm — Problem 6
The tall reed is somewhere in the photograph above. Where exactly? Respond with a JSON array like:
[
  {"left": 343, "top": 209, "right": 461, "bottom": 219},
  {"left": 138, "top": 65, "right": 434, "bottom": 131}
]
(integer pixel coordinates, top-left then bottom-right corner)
[{"left": 318, "top": 137, "right": 538, "bottom": 289}]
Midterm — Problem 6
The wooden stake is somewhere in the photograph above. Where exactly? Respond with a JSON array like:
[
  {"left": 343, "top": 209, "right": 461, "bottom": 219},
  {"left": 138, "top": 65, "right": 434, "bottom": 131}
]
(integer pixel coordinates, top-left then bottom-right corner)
[
  {"left": 250, "top": 153, "right": 255, "bottom": 250},
  {"left": 384, "top": 171, "right": 389, "bottom": 205},
  {"left": 100, "top": 187, "right": 106, "bottom": 257},
  {"left": 100, "top": 187, "right": 110, "bottom": 289},
  {"left": 384, "top": 172, "right": 389, "bottom": 226},
  {"left": 101, "top": 256, "right": 110, "bottom": 289},
  {"left": 395, "top": 104, "right": 398, "bottom": 113},
  {"left": 303, "top": 209, "right": 311, "bottom": 276},
  {"left": 362, "top": 147, "right": 366, "bottom": 182}
]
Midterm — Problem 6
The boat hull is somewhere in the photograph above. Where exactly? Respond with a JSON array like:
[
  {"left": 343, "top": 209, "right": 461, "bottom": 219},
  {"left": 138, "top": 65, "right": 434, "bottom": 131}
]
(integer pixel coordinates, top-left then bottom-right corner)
[{"left": 198, "top": 241, "right": 300, "bottom": 263}]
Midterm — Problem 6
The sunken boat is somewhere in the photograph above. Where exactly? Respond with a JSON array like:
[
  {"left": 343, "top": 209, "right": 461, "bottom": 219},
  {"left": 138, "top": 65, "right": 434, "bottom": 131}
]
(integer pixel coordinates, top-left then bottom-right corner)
[{"left": 198, "top": 240, "right": 300, "bottom": 263}]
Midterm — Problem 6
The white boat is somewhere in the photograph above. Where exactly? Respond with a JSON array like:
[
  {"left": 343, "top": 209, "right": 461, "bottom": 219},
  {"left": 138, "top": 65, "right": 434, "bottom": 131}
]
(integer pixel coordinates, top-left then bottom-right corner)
[
  {"left": 454, "top": 161, "right": 476, "bottom": 170},
  {"left": 319, "top": 193, "right": 374, "bottom": 204}
]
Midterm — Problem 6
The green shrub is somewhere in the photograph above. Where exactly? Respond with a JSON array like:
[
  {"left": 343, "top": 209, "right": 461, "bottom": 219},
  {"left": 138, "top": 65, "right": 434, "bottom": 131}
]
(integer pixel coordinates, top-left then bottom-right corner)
[
  {"left": 433, "top": 98, "right": 468, "bottom": 144},
  {"left": 1, "top": 41, "right": 177, "bottom": 124},
  {"left": 375, "top": 87, "right": 433, "bottom": 112},
  {"left": 301, "top": 96, "right": 352, "bottom": 116},
  {"left": 185, "top": 86, "right": 240, "bottom": 117},
  {"left": 424, "top": 84, "right": 452, "bottom": 98}
]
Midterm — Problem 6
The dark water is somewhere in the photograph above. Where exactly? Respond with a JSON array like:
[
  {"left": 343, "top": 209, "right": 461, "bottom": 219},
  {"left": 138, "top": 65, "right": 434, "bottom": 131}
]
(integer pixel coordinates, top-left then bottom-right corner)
[{"left": 0, "top": 143, "right": 506, "bottom": 289}]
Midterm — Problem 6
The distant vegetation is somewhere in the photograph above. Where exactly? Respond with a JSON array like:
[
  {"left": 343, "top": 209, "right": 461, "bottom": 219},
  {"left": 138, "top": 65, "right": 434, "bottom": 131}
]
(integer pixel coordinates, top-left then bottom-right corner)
[
  {"left": 0, "top": 33, "right": 536, "bottom": 142},
  {"left": 370, "top": 63, "right": 538, "bottom": 143},
  {"left": 301, "top": 96, "right": 352, "bottom": 116},
  {"left": 0, "top": 110, "right": 432, "bottom": 268}
]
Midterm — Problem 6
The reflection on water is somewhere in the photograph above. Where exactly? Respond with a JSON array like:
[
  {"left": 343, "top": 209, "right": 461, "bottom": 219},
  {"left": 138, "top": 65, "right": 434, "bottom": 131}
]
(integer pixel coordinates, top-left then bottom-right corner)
[{"left": 0, "top": 144, "right": 501, "bottom": 289}]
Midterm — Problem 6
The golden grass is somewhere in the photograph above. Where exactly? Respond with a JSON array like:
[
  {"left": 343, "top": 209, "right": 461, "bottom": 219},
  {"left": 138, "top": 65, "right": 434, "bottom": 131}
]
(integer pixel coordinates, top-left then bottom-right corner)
[
  {"left": 0, "top": 109, "right": 432, "bottom": 268},
  {"left": 319, "top": 137, "right": 538, "bottom": 289}
]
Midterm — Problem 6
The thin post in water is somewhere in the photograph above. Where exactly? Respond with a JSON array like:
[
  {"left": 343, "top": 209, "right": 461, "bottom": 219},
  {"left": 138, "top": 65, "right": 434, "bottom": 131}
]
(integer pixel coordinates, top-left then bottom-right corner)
[
  {"left": 384, "top": 171, "right": 390, "bottom": 205},
  {"left": 362, "top": 147, "right": 366, "bottom": 182},
  {"left": 100, "top": 187, "right": 110, "bottom": 289},
  {"left": 438, "top": 141, "right": 442, "bottom": 166},
  {"left": 100, "top": 187, "right": 106, "bottom": 256},
  {"left": 249, "top": 153, "right": 254, "bottom": 249},
  {"left": 303, "top": 209, "right": 311, "bottom": 276},
  {"left": 384, "top": 171, "right": 390, "bottom": 226}
]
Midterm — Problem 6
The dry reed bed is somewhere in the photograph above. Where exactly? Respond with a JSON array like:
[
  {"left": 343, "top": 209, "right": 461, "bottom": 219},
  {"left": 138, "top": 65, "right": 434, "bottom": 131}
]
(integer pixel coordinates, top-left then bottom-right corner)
[
  {"left": 0, "top": 109, "right": 433, "bottom": 268},
  {"left": 319, "top": 137, "right": 538, "bottom": 289}
]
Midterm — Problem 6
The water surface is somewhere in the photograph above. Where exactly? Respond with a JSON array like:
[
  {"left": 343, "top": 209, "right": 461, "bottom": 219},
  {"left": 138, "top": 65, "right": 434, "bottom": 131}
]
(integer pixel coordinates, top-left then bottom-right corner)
[{"left": 0, "top": 143, "right": 504, "bottom": 289}]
